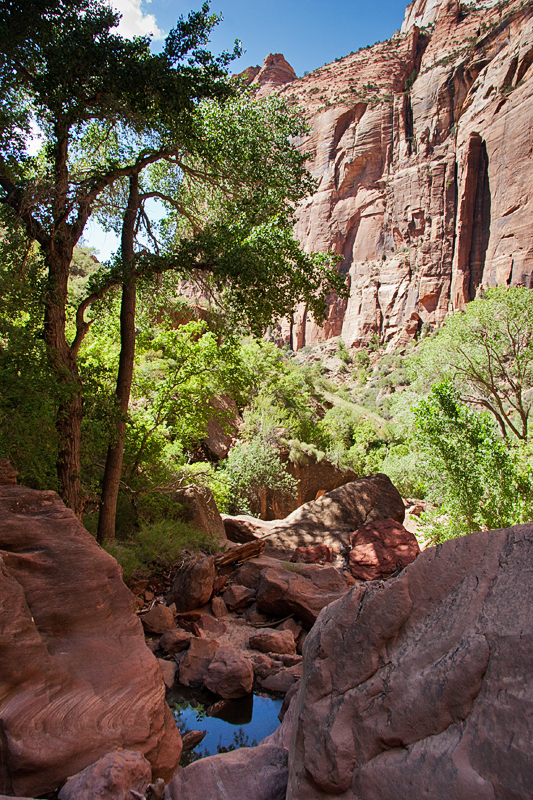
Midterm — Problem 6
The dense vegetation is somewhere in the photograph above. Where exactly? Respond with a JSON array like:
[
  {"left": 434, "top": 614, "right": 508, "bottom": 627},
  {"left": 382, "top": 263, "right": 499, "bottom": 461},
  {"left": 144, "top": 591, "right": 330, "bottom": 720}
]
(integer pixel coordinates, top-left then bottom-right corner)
[
  {"left": 0, "top": 0, "right": 344, "bottom": 544},
  {"left": 2, "top": 1, "right": 533, "bottom": 578},
  {"left": 3, "top": 219, "right": 533, "bottom": 567}
]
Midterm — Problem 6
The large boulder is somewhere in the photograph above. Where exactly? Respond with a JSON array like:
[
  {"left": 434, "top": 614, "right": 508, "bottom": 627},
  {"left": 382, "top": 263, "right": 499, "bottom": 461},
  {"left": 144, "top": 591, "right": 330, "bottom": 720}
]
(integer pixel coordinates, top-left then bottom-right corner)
[
  {"left": 0, "top": 484, "right": 181, "bottom": 798},
  {"left": 174, "top": 485, "right": 226, "bottom": 544},
  {"left": 203, "top": 645, "right": 254, "bottom": 699},
  {"left": 223, "top": 474, "right": 405, "bottom": 558},
  {"left": 178, "top": 638, "right": 219, "bottom": 686},
  {"left": 348, "top": 518, "right": 420, "bottom": 580},
  {"left": 164, "top": 743, "right": 288, "bottom": 800},
  {"left": 256, "top": 565, "right": 349, "bottom": 629},
  {"left": 266, "top": 456, "right": 357, "bottom": 520},
  {"left": 57, "top": 748, "right": 151, "bottom": 800},
  {"left": 167, "top": 555, "right": 216, "bottom": 612},
  {"left": 142, "top": 604, "right": 175, "bottom": 634},
  {"left": 221, "top": 515, "right": 276, "bottom": 544},
  {"left": 249, "top": 629, "right": 297, "bottom": 656},
  {"left": 264, "top": 474, "right": 405, "bottom": 557},
  {"left": 287, "top": 523, "right": 533, "bottom": 800}
]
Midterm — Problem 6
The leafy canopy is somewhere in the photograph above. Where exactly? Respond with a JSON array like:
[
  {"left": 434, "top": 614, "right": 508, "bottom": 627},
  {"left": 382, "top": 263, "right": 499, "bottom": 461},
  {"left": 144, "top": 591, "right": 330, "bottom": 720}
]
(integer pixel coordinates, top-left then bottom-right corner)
[
  {"left": 412, "top": 287, "right": 533, "bottom": 440},
  {"left": 414, "top": 381, "right": 533, "bottom": 542}
]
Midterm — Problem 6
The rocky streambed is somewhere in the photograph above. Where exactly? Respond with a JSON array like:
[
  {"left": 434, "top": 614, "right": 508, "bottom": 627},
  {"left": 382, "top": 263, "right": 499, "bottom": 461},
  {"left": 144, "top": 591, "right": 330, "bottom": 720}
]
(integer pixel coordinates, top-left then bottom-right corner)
[{"left": 2, "top": 466, "right": 533, "bottom": 800}]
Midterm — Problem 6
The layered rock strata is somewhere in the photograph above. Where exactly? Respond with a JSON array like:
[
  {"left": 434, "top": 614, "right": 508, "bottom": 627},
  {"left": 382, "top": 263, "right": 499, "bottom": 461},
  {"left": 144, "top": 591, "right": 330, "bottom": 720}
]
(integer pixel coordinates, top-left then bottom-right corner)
[
  {"left": 257, "top": 0, "right": 533, "bottom": 349},
  {"left": 0, "top": 484, "right": 181, "bottom": 797}
]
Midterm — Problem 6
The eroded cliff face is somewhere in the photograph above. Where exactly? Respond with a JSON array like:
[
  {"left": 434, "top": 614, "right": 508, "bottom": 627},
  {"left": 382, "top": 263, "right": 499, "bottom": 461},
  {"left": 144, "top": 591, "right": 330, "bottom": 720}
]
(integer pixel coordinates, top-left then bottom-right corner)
[{"left": 259, "top": 0, "right": 533, "bottom": 349}]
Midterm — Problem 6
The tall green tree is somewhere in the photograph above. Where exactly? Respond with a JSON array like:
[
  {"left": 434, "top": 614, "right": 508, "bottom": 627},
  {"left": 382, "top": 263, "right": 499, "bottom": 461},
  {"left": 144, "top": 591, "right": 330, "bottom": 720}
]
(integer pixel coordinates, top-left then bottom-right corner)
[
  {"left": 0, "top": 0, "right": 240, "bottom": 515},
  {"left": 83, "top": 92, "right": 345, "bottom": 542},
  {"left": 414, "top": 381, "right": 533, "bottom": 542},
  {"left": 412, "top": 287, "right": 533, "bottom": 441}
]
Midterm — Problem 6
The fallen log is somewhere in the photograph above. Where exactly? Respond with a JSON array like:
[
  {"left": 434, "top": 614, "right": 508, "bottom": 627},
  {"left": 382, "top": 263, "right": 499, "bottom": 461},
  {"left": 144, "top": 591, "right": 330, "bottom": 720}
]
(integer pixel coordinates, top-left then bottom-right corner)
[{"left": 214, "top": 539, "right": 266, "bottom": 570}]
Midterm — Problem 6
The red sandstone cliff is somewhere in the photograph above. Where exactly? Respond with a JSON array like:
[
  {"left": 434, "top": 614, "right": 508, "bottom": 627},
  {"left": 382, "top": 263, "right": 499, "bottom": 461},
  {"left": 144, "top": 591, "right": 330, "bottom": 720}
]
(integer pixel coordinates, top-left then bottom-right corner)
[{"left": 254, "top": 0, "right": 533, "bottom": 349}]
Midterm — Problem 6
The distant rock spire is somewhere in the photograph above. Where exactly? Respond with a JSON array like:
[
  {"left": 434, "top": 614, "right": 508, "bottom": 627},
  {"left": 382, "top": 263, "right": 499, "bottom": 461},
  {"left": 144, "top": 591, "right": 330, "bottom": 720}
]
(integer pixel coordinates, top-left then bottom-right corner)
[{"left": 237, "top": 53, "right": 296, "bottom": 97}]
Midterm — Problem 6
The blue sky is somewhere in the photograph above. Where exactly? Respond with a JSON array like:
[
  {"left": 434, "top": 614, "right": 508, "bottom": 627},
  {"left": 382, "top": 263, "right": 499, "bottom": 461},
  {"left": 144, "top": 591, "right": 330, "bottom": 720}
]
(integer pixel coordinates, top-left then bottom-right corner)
[
  {"left": 87, "top": 0, "right": 409, "bottom": 257},
  {"left": 112, "top": 0, "right": 410, "bottom": 77}
]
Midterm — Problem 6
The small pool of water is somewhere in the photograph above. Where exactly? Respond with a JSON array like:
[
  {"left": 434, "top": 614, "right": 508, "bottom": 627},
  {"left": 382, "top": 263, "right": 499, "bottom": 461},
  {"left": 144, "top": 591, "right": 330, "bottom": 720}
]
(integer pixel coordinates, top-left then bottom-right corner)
[{"left": 168, "top": 685, "right": 283, "bottom": 765}]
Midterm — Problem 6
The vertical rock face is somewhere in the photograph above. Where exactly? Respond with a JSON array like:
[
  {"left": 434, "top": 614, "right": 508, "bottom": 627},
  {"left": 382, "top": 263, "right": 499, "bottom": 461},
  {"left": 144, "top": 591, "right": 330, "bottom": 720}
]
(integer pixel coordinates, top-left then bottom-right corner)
[
  {"left": 0, "top": 484, "right": 181, "bottom": 798},
  {"left": 286, "top": 523, "right": 533, "bottom": 799},
  {"left": 261, "top": 0, "right": 533, "bottom": 349}
]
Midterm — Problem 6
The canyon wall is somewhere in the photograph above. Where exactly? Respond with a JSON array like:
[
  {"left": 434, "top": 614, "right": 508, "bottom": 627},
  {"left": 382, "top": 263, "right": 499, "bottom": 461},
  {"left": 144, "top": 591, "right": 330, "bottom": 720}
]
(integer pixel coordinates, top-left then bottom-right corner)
[{"left": 253, "top": 0, "right": 533, "bottom": 349}]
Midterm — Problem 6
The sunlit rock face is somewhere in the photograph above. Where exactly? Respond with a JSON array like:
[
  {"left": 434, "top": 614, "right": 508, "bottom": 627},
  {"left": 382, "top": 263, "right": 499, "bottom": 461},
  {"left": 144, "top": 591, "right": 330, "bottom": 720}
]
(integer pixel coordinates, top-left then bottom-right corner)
[
  {"left": 258, "top": 0, "right": 533, "bottom": 349},
  {"left": 287, "top": 523, "right": 533, "bottom": 800}
]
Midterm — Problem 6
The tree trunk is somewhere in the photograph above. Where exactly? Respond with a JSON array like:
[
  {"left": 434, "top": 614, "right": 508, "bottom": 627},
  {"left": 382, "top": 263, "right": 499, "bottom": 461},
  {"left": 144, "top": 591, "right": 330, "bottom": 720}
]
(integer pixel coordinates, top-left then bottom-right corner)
[
  {"left": 56, "top": 389, "right": 84, "bottom": 516},
  {"left": 43, "top": 237, "right": 86, "bottom": 518},
  {"left": 97, "top": 175, "right": 139, "bottom": 544}
]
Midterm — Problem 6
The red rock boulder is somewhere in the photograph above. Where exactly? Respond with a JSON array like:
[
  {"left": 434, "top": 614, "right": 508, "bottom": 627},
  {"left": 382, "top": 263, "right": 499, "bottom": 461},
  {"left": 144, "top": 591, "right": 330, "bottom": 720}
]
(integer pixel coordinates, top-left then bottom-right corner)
[
  {"left": 178, "top": 638, "right": 219, "bottom": 687},
  {"left": 224, "top": 474, "right": 405, "bottom": 559},
  {"left": 141, "top": 604, "right": 175, "bottom": 634},
  {"left": 167, "top": 555, "right": 216, "bottom": 612},
  {"left": 287, "top": 523, "right": 533, "bottom": 799},
  {"left": 222, "top": 584, "right": 256, "bottom": 611},
  {"left": 0, "top": 484, "right": 181, "bottom": 798},
  {"left": 249, "top": 629, "right": 297, "bottom": 656},
  {"left": 256, "top": 565, "right": 349, "bottom": 629},
  {"left": 159, "top": 629, "right": 192, "bottom": 655},
  {"left": 165, "top": 743, "right": 288, "bottom": 800},
  {"left": 57, "top": 748, "right": 151, "bottom": 800},
  {"left": 348, "top": 518, "right": 420, "bottom": 580},
  {"left": 203, "top": 645, "right": 254, "bottom": 699}
]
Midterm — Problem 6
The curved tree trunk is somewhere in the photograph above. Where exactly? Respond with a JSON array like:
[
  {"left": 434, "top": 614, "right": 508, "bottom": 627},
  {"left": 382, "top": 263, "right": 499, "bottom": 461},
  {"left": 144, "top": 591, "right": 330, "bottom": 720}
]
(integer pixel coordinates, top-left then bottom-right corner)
[{"left": 97, "top": 175, "right": 139, "bottom": 544}]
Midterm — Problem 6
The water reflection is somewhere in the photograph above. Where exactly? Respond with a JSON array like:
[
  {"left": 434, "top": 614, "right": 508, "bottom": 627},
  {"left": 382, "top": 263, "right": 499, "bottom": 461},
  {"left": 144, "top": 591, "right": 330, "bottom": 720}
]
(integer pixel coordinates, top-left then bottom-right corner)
[{"left": 168, "top": 686, "right": 283, "bottom": 766}]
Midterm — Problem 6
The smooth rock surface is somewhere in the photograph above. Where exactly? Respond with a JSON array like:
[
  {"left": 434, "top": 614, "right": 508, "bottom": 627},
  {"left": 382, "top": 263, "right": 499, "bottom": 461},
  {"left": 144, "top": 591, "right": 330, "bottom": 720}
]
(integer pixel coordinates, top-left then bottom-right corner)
[
  {"left": 164, "top": 744, "right": 288, "bottom": 800},
  {"left": 203, "top": 644, "right": 254, "bottom": 699},
  {"left": 57, "top": 748, "right": 151, "bottom": 800},
  {"left": 178, "top": 638, "right": 219, "bottom": 686},
  {"left": 249, "top": 628, "right": 297, "bottom": 656},
  {"left": 287, "top": 523, "right": 533, "bottom": 799},
  {"left": 348, "top": 518, "right": 420, "bottom": 579},
  {"left": 0, "top": 484, "right": 180, "bottom": 798}
]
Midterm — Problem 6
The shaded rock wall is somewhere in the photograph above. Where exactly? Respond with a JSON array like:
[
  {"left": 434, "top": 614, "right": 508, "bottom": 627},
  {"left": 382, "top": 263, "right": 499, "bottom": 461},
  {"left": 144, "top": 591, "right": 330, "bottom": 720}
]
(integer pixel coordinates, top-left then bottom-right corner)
[
  {"left": 0, "top": 485, "right": 181, "bottom": 797},
  {"left": 264, "top": 0, "right": 533, "bottom": 349}
]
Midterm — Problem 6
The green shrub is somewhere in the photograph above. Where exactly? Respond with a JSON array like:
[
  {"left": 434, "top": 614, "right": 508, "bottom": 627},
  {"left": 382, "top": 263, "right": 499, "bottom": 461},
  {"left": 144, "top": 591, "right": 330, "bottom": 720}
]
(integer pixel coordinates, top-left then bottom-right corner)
[
  {"left": 414, "top": 382, "right": 533, "bottom": 543},
  {"left": 105, "top": 519, "right": 221, "bottom": 582},
  {"left": 223, "top": 436, "right": 297, "bottom": 516},
  {"left": 337, "top": 339, "right": 352, "bottom": 364}
]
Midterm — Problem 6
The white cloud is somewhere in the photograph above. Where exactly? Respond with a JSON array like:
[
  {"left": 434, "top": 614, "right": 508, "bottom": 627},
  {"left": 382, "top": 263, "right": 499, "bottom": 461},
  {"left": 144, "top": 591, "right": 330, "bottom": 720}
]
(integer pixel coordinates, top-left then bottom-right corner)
[{"left": 110, "top": 0, "right": 164, "bottom": 40}]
